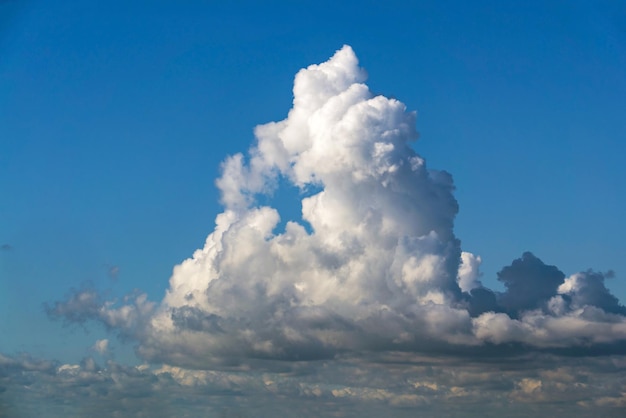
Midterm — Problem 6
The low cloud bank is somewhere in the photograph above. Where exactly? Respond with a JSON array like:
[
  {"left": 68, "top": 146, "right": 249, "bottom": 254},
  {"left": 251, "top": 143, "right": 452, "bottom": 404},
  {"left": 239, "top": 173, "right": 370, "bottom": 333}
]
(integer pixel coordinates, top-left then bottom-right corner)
[{"left": 1, "top": 352, "right": 625, "bottom": 417}]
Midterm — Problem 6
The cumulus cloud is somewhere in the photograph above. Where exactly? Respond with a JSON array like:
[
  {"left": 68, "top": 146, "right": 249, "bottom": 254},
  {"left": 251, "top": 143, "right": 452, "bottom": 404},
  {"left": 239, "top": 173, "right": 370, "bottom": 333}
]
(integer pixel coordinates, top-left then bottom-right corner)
[
  {"left": 46, "top": 286, "right": 155, "bottom": 339},
  {"left": 559, "top": 270, "right": 626, "bottom": 315},
  {"left": 497, "top": 252, "right": 565, "bottom": 316},
  {"left": 46, "top": 45, "right": 626, "bottom": 368},
  {"left": 91, "top": 339, "right": 109, "bottom": 355}
]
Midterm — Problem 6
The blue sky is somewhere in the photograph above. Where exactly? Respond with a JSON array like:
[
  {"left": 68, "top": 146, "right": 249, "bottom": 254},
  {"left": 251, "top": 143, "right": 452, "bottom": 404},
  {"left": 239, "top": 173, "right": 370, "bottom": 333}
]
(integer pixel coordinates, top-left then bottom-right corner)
[{"left": 1, "top": 1, "right": 626, "bottom": 416}]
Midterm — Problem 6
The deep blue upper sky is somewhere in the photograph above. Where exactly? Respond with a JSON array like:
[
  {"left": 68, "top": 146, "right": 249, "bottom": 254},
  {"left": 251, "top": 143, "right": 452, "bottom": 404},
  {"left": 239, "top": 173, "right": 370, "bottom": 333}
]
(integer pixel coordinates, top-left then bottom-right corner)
[{"left": 1, "top": 0, "right": 625, "bottom": 363}]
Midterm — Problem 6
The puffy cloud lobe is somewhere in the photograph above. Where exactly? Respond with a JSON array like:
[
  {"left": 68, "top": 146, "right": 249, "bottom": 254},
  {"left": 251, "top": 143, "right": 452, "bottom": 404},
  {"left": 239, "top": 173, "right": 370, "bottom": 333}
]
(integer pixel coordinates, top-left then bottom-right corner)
[
  {"left": 92, "top": 339, "right": 109, "bottom": 355},
  {"left": 458, "top": 252, "right": 482, "bottom": 293},
  {"left": 497, "top": 252, "right": 565, "bottom": 317},
  {"left": 558, "top": 270, "right": 626, "bottom": 315},
  {"left": 470, "top": 254, "right": 626, "bottom": 348},
  {"left": 47, "top": 45, "right": 626, "bottom": 366}
]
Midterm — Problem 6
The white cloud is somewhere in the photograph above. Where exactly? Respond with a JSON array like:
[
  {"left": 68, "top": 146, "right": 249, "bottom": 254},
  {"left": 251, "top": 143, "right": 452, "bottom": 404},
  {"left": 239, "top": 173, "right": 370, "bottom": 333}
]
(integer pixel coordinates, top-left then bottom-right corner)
[
  {"left": 458, "top": 252, "right": 482, "bottom": 292},
  {"left": 46, "top": 46, "right": 626, "bottom": 368},
  {"left": 92, "top": 339, "right": 109, "bottom": 355}
]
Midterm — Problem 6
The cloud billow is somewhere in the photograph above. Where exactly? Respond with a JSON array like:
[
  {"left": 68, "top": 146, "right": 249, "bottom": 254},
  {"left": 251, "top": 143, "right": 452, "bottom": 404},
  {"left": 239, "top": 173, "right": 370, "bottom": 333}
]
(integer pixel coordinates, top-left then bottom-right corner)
[{"left": 48, "top": 46, "right": 626, "bottom": 367}]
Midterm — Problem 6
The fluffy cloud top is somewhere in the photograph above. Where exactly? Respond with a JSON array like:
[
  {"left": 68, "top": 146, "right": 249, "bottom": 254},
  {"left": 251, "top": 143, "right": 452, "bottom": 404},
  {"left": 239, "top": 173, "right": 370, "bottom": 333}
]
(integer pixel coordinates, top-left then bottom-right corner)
[{"left": 47, "top": 46, "right": 626, "bottom": 368}]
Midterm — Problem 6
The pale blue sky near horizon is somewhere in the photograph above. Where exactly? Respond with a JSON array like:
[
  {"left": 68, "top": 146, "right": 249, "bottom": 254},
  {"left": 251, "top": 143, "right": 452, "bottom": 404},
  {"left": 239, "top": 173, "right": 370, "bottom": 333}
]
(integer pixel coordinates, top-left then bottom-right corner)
[{"left": 1, "top": 0, "right": 625, "bottom": 365}]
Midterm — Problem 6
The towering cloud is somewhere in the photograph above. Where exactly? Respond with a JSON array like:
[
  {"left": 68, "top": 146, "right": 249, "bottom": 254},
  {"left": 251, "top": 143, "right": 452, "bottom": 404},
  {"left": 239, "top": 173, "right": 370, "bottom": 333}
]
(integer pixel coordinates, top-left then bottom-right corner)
[{"left": 48, "top": 46, "right": 626, "bottom": 368}]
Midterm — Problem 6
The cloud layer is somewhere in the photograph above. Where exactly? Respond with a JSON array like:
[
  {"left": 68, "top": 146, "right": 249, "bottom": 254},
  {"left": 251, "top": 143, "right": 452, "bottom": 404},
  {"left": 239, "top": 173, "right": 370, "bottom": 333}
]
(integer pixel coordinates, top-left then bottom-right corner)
[
  {"left": 47, "top": 46, "right": 626, "bottom": 368},
  {"left": 1, "top": 352, "right": 625, "bottom": 417}
]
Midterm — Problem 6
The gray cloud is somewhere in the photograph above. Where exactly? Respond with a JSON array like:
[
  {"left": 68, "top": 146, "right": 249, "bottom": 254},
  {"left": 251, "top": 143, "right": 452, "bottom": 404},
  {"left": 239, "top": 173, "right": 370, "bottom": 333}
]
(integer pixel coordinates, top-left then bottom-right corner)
[
  {"left": 45, "top": 287, "right": 104, "bottom": 326},
  {"left": 496, "top": 252, "right": 565, "bottom": 316},
  {"left": 45, "top": 287, "right": 155, "bottom": 340},
  {"left": 558, "top": 269, "right": 626, "bottom": 315},
  {"left": 1, "top": 352, "right": 625, "bottom": 417}
]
